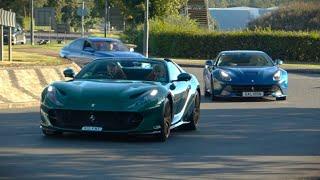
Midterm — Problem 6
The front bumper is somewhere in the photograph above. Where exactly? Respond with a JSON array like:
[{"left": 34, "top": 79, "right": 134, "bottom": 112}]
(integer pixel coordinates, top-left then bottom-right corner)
[
  {"left": 40, "top": 104, "right": 163, "bottom": 134},
  {"left": 212, "top": 79, "right": 288, "bottom": 98}
]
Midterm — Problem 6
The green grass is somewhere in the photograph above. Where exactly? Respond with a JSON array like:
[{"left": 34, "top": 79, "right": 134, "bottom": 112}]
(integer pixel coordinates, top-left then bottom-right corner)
[{"left": 0, "top": 45, "right": 69, "bottom": 67}]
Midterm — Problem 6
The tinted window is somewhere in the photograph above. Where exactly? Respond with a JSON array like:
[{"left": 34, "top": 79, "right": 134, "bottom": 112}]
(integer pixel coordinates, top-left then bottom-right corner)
[
  {"left": 217, "top": 53, "right": 273, "bottom": 67},
  {"left": 167, "top": 62, "right": 181, "bottom": 81},
  {"left": 69, "top": 39, "right": 84, "bottom": 50},
  {"left": 92, "top": 41, "right": 129, "bottom": 51},
  {"left": 75, "top": 60, "right": 168, "bottom": 82}
]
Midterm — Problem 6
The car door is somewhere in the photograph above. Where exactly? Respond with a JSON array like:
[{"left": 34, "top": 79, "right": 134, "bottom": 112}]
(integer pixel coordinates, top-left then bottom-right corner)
[
  {"left": 81, "top": 40, "right": 96, "bottom": 64},
  {"left": 167, "top": 62, "right": 190, "bottom": 123}
]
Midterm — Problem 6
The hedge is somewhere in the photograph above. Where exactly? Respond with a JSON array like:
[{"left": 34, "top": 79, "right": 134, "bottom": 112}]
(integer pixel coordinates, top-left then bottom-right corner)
[{"left": 131, "top": 31, "right": 320, "bottom": 63}]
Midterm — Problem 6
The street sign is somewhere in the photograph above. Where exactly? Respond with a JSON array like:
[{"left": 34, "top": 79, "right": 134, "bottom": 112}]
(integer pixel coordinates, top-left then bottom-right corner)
[
  {"left": 77, "top": 7, "right": 89, "bottom": 16},
  {"left": 34, "top": 7, "right": 55, "bottom": 27},
  {"left": 0, "top": 9, "right": 16, "bottom": 27}
]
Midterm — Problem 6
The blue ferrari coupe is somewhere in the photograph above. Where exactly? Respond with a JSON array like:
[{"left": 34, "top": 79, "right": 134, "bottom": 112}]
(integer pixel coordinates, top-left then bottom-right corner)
[
  {"left": 60, "top": 37, "right": 144, "bottom": 66},
  {"left": 203, "top": 50, "right": 288, "bottom": 101}
]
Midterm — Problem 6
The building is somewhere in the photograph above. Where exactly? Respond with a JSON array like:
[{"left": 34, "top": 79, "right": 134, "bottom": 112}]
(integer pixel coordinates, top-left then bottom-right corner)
[{"left": 209, "top": 7, "right": 277, "bottom": 31}]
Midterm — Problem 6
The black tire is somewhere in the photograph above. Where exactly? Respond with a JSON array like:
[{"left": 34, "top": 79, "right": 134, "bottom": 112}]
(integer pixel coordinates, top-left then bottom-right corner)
[
  {"left": 210, "top": 79, "right": 218, "bottom": 101},
  {"left": 183, "top": 91, "right": 200, "bottom": 130},
  {"left": 156, "top": 98, "right": 172, "bottom": 142},
  {"left": 276, "top": 96, "right": 287, "bottom": 101},
  {"left": 42, "top": 129, "right": 62, "bottom": 137}
]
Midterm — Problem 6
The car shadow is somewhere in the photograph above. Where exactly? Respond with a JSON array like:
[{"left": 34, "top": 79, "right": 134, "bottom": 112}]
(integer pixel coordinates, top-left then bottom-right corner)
[{"left": 200, "top": 95, "right": 275, "bottom": 103}]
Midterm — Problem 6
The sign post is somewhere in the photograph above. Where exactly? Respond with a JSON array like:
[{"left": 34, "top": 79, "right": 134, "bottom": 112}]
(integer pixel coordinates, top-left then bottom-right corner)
[
  {"left": 143, "top": 0, "right": 149, "bottom": 58},
  {"left": 0, "top": 25, "right": 3, "bottom": 61},
  {"left": 8, "top": 26, "right": 12, "bottom": 62},
  {"left": 0, "top": 8, "right": 16, "bottom": 62}
]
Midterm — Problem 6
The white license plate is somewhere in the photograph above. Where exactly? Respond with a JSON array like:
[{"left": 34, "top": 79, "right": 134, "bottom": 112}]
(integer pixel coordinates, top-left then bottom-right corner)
[
  {"left": 242, "top": 92, "right": 264, "bottom": 97},
  {"left": 81, "top": 126, "right": 103, "bottom": 132}
]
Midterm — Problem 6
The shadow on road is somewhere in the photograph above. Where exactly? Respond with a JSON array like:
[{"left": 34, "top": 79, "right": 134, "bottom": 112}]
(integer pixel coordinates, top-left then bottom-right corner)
[{"left": 0, "top": 107, "right": 319, "bottom": 179}]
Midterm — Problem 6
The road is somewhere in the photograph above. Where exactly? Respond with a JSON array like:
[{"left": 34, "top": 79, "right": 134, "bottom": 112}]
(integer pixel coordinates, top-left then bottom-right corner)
[{"left": 0, "top": 68, "right": 320, "bottom": 179}]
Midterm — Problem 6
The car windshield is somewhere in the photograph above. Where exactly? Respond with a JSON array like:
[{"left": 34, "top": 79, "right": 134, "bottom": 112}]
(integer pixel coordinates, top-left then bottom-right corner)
[
  {"left": 75, "top": 59, "right": 168, "bottom": 83},
  {"left": 91, "top": 41, "right": 129, "bottom": 52},
  {"left": 217, "top": 53, "right": 274, "bottom": 67}
]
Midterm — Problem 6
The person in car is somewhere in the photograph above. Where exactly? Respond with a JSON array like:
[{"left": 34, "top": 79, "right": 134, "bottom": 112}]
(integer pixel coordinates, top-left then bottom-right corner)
[
  {"left": 146, "top": 65, "right": 167, "bottom": 82},
  {"left": 106, "top": 62, "right": 127, "bottom": 80}
]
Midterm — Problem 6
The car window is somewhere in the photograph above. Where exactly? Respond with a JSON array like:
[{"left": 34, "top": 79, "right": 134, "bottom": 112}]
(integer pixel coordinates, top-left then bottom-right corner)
[
  {"left": 217, "top": 53, "right": 274, "bottom": 67},
  {"left": 75, "top": 60, "right": 168, "bottom": 82},
  {"left": 167, "top": 62, "right": 181, "bottom": 81},
  {"left": 83, "top": 40, "right": 93, "bottom": 49},
  {"left": 91, "top": 41, "right": 129, "bottom": 51},
  {"left": 69, "top": 39, "right": 84, "bottom": 50}
]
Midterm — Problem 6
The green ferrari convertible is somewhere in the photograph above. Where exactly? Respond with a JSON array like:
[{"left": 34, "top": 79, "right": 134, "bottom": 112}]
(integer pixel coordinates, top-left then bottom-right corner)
[{"left": 40, "top": 58, "right": 201, "bottom": 141}]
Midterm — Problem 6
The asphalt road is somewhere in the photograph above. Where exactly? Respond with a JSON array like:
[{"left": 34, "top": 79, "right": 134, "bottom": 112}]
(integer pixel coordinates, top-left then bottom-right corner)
[{"left": 0, "top": 68, "right": 320, "bottom": 179}]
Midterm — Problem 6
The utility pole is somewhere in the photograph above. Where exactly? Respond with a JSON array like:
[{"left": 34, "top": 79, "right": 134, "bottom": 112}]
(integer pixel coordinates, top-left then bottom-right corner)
[
  {"left": 81, "top": 0, "right": 85, "bottom": 37},
  {"left": 104, "top": 0, "right": 108, "bottom": 38},
  {"left": 143, "top": 0, "right": 149, "bottom": 57},
  {"left": 30, "top": 0, "right": 34, "bottom": 45}
]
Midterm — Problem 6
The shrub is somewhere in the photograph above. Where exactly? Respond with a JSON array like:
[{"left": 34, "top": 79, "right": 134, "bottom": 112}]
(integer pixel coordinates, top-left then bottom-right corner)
[
  {"left": 248, "top": 2, "right": 320, "bottom": 31},
  {"left": 130, "top": 30, "right": 320, "bottom": 63}
]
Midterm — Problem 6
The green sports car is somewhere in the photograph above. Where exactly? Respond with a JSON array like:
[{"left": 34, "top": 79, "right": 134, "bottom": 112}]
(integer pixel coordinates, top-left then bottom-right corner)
[{"left": 40, "top": 58, "right": 201, "bottom": 141}]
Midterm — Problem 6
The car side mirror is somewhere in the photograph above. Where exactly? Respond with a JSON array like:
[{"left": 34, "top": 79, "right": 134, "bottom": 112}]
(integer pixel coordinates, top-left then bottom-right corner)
[
  {"left": 84, "top": 47, "right": 95, "bottom": 53},
  {"left": 275, "top": 59, "right": 283, "bottom": 65},
  {"left": 63, "top": 68, "right": 75, "bottom": 78},
  {"left": 177, "top": 73, "right": 192, "bottom": 81}
]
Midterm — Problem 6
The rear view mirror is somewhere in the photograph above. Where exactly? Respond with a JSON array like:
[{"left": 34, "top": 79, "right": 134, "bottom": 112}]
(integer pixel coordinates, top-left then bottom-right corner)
[
  {"left": 177, "top": 73, "right": 192, "bottom": 81},
  {"left": 63, "top": 68, "right": 75, "bottom": 78}
]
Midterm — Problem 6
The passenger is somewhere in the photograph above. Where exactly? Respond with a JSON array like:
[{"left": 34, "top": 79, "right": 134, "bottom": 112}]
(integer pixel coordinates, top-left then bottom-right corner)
[
  {"left": 106, "top": 62, "right": 127, "bottom": 80},
  {"left": 146, "top": 65, "right": 166, "bottom": 81}
]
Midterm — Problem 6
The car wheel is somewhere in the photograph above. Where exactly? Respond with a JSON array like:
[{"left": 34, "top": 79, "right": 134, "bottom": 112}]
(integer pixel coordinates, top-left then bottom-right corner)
[
  {"left": 211, "top": 79, "right": 218, "bottom": 101},
  {"left": 42, "top": 129, "right": 62, "bottom": 137},
  {"left": 276, "top": 96, "right": 287, "bottom": 101},
  {"left": 183, "top": 91, "right": 200, "bottom": 130},
  {"left": 156, "top": 98, "right": 172, "bottom": 142}
]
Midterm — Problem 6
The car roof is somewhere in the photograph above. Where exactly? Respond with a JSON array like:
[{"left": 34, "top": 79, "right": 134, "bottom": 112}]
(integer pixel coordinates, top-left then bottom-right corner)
[
  {"left": 220, "top": 50, "right": 267, "bottom": 54},
  {"left": 86, "top": 37, "right": 121, "bottom": 42}
]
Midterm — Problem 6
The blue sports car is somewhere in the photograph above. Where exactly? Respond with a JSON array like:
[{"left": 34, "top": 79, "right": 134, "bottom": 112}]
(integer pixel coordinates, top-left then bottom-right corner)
[
  {"left": 60, "top": 37, "right": 145, "bottom": 66},
  {"left": 203, "top": 50, "right": 288, "bottom": 101}
]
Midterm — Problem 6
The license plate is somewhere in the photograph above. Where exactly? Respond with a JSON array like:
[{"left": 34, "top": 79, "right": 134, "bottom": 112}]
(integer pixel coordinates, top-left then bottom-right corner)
[
  {"left": 81, "top": 126, "right": 103, "bottom": 132},
  {"left": 242, "top": 92, "right": 264, "bottom": 97}
]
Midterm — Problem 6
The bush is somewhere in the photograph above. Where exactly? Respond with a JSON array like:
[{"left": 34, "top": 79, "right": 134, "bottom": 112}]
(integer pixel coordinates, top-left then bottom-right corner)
[
  {"left": 130, "top": 30, "right": 320, "bottom": 63},
  {"left": 248, "top": 2, "right": 320, "bottom": 31}
]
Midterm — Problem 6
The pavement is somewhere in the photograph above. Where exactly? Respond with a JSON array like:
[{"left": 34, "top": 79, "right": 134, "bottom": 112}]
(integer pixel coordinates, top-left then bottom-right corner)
[{"left": 0, "top": 68, "right": 319, "bottom": 179}]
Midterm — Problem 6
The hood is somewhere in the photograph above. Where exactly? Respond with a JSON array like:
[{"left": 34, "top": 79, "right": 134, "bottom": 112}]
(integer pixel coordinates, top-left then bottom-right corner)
[
  {"left": 219, "top": 66, "right": 279, "bottom": 85},
  {"left": 49, "top": 80, "right": 165, "bottom": 110},
  {"left": 95, "top": 51, "right": 145, "bottom": 58}
]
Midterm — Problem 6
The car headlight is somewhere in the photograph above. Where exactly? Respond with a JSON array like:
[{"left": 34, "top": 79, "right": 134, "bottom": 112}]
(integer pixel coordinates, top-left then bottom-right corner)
[
  {"left": 150, "top": 89, "right": 158, "bottom": 96},
  {"left": 220, "top": 70, "right": 232, "bottom": 81},
  {"left": 47, "top": 86, "right": 63, "bottom": 106},
  {"left": 273, "top": 70, "right": 281, "bottom": 81}
]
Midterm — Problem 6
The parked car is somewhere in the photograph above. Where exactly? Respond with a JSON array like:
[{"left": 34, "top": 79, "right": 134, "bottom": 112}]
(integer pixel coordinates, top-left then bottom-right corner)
[
  {"left": 3, "top": 24, "right": 26, "bottom": 45},
  {"left": 60, "top": 37, "right": 145, "bottom": 66},
  {"left": 40, "top": 58, "right": 201, "bottom": 141},
  {"left": 203, "top": 50, "right": 288, "bottom": 101}
]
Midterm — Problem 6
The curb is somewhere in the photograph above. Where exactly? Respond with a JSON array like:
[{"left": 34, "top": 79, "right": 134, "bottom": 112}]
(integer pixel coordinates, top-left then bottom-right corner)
[{"left": 177, "top": 63, "right": 320, "bottom": 74}]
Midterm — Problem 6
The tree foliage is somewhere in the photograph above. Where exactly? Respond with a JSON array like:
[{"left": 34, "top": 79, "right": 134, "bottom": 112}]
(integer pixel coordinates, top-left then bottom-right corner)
[
  {"left": 208, "top": 0, "right": 319, "bottom": 8},
  {"left": 248, "top": 2, "right": 320, "bottom": 31}
]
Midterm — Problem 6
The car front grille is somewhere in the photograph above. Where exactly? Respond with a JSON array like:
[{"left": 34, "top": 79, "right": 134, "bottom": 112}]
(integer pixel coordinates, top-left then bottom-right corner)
[{"left": 47, "top": 109, "right": 143, "bottom": 131}]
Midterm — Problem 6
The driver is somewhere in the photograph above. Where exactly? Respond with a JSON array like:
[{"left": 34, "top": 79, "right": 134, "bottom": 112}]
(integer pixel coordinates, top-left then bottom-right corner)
[
  {"left": 106, "top": 62, "right": 127, "bottom": 80},
  {"left": 146, "top": 65, "right": 166, "bottom": 81}
]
